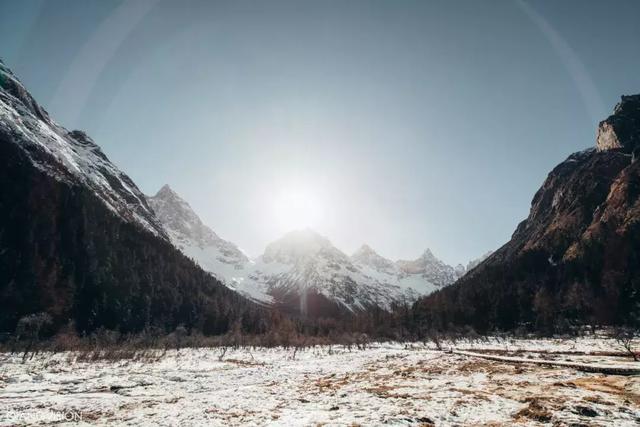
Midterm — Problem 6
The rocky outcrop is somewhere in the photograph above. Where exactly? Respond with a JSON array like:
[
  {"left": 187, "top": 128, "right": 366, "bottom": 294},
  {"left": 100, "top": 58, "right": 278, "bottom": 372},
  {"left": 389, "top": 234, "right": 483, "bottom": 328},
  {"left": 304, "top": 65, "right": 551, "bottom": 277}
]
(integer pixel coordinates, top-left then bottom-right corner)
[{"left": 596, "top": 95, "right": 640, "bottom": 153}]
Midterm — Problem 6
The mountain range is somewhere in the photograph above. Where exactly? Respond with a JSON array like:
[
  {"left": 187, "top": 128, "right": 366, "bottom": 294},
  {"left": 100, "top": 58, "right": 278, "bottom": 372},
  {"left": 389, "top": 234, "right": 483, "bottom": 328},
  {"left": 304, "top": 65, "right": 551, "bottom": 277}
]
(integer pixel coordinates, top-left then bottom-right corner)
[
  {"left": 147, "top": 185, "right": 487, "bottom": 313},
  {"left": 2, "top": 56, "right": 637, "bottom": 336}
]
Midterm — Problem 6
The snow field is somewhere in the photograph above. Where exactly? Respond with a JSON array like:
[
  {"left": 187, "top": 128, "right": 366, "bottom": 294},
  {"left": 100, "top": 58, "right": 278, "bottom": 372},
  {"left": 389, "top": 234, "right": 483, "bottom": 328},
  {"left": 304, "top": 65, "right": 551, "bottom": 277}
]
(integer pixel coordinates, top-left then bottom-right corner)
[{"left": 1, "top": 337, "right": 639, "bottom": 426}]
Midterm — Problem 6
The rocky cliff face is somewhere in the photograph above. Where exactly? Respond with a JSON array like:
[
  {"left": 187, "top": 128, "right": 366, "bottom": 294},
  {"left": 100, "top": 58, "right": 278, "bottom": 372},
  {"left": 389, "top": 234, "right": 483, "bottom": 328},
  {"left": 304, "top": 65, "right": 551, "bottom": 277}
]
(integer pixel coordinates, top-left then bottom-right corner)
[{"left": 415, "top": 95, "right": 640, "bottom": 333}]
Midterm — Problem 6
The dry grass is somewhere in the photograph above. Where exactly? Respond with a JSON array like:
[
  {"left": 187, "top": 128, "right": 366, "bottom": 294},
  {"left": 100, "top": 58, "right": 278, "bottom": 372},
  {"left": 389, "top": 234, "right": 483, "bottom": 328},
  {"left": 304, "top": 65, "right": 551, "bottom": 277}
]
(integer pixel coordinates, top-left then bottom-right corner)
[{"left": 570, "top": 376, "right": 640, "bottom": 405}]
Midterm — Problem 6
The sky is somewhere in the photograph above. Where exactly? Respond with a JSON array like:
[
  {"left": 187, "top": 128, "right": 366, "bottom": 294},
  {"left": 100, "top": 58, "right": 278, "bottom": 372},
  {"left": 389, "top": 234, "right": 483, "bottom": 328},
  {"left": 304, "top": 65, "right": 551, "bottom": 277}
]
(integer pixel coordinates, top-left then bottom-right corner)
[{"left": 1, "top": 0, "right": 639, "bottom": 265}]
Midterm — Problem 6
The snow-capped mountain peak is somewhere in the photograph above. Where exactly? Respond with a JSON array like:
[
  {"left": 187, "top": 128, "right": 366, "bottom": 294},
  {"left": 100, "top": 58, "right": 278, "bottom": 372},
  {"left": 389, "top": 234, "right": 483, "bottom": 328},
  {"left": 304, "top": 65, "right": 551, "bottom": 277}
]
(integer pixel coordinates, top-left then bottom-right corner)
[
  {"left": 420, "top": 248, "right": 436, "bottom": 260},
  {"left": 396, "top": 249, "right": 464, "bottom": 287},
  {"left": 351, "top": 244, "right": 396, "bottom": 273},
  {"left": 156, "top": 183, "right": 180, "bottom": 199},
  {"left": 147, "top": 184, "right": 216, "bottom": 246},
  {"left": 253, "top": 230, "right": 409, "bottom": 311},
  {"left": 147, "top": 185, "right": 249, "bottom": 280}
]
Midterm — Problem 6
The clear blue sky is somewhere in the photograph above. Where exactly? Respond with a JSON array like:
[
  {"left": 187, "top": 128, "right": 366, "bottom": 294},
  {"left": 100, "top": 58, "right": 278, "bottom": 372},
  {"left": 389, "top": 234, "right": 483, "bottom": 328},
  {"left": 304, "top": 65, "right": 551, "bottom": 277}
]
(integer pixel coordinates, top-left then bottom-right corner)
[{"left": 1, "top": 0, "right": 639, "bottom": 265}]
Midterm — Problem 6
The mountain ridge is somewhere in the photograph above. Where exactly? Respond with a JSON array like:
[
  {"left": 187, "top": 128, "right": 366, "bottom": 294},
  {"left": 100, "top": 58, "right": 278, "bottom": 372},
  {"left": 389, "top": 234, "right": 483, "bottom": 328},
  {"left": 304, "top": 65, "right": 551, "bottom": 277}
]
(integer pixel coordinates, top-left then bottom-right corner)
[
  {"left": 0, "top": 61, "right": 266, "bottom": 335},
  {"left": 147, "top": 186, "right": 478, "bottom": 313},
  {"left": 0, "top": 60, "right": 166, "bottom": 239}
]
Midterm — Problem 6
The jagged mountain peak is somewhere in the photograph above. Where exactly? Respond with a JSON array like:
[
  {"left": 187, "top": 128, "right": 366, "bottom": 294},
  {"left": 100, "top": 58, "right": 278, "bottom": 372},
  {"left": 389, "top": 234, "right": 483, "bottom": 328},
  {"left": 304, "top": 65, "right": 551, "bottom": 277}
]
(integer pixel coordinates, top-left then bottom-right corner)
[
  {"left": 148, "top": 185, "right": 206, "bottom": 238},
  {"left": 256, "top": 231, "right": 416, "bottom": 311},
  {"left": 352, "top": 243, "right": 384, "bottom": 260},
  {"left": 398, "top": 248, "right": 442, "bottom": 267},
  {"left": 148, "top": 183, "right": 224, "bottom": 245},
  {"left": 420, "top": 248, "right": 437, "bottom": 261},
  {"left": 351, "top": 244, "right": 396, "bottom": 271},
  {"left": 396, "top": 248, "right": 463, "bottom": 287},
  {"left": 146, "top": 185, "right": 249, "bottom": 282},
  {"left": 155, "top": 183, "right": 180, "bottom": 199},
  {"left": 148, "top": 188, "right": 468, "bottom": 310}
]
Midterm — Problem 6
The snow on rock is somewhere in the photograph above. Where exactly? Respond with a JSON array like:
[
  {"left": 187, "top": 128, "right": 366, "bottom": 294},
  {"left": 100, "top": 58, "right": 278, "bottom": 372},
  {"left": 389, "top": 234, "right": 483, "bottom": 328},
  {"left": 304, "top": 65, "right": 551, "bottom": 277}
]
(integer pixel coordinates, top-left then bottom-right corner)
[
  {"left": 0, "top": 60, "right": 165, "bottom": 237},
  {"left": 145, "top": 185, "right": 271, "bottom": 302}
]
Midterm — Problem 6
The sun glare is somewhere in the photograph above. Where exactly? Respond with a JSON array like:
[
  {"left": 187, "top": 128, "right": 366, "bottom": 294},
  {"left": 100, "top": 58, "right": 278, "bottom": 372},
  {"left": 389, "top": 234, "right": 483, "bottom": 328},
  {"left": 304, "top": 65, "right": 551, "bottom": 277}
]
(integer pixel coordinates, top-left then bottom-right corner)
[{"left": 272, "top": 189, "right": 324, "bottom": 231}]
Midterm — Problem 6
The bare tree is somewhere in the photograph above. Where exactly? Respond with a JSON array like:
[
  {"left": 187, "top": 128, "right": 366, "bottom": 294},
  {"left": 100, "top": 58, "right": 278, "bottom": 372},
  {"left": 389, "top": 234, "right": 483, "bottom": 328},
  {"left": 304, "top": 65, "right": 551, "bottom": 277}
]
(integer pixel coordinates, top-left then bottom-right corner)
[{"left": 612, "top": 327, "right": 638, "bottom": 361}]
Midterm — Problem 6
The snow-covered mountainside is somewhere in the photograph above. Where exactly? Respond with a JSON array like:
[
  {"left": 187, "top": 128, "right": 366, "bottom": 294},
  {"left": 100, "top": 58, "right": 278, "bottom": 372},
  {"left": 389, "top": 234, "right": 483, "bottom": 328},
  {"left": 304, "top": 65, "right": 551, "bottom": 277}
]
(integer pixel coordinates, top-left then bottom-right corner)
[
  {"left": 246, "top": 236, "right": 477, "bottom": 311},
  {"left": 147, "top": 185, "right": 273, "bottom": 303},
  {"left": 240, "top": 229, "right": 415, "bottom": 311},
  {"left": 148, "top": 185, "right": 469, "bottom": 312},
  {"left": 145, "top": 185, "right": 261, "bottom": 295},
  {"left": 0, "top": 60, "right": 165, "bottom": 238}
]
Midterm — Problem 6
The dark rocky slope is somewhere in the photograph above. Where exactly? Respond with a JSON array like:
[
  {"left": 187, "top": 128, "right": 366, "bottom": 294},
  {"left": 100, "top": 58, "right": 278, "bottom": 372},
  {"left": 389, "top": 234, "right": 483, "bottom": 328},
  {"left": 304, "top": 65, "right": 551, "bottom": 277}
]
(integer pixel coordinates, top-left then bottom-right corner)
[{"left": 413, "top": 95, "right": 640, "bottom": 333}]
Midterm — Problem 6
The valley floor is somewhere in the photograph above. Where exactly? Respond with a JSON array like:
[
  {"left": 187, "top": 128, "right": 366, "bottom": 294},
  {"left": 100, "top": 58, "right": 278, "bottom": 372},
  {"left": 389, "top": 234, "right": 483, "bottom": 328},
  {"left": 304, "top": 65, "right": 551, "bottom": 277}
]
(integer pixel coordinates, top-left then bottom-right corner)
[{"left": 1, "top": 337, "right": 639, "bottom": 426}]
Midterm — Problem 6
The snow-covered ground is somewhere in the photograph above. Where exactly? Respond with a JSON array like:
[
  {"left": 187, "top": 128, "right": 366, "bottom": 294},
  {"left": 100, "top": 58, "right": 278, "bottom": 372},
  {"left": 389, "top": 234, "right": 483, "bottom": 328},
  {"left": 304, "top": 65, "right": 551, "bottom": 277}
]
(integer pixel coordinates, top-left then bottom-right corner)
[{"left": 1, "top": 338, "right": 639, "bottom": 426}]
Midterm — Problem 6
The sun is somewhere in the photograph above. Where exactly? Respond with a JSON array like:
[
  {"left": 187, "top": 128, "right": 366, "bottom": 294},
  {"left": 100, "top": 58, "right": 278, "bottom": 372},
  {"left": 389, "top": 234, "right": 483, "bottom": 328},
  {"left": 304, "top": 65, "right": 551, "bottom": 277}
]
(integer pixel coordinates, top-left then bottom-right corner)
[{"left": 272, "top": 188, "right": 324, "bottom": 231}]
